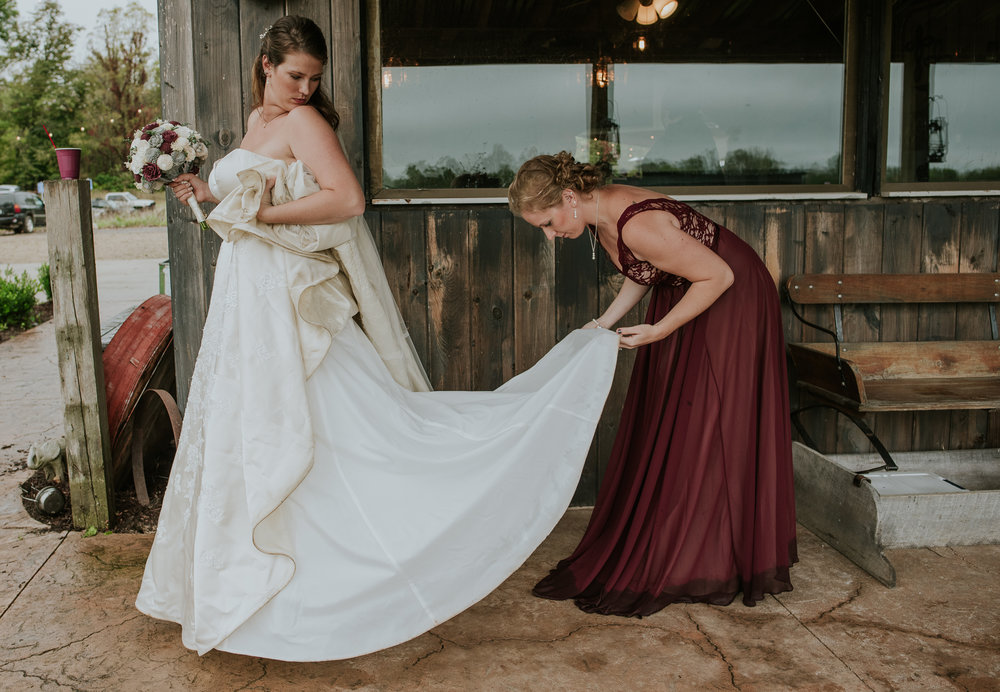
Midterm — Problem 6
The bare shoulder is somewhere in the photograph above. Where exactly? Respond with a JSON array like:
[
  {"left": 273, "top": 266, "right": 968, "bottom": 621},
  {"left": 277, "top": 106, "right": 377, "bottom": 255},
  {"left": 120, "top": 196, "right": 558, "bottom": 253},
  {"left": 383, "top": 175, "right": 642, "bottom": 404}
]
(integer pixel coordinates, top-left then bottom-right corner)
[{"left": 286, "top": 105, "right": 335, "bottom": 135}]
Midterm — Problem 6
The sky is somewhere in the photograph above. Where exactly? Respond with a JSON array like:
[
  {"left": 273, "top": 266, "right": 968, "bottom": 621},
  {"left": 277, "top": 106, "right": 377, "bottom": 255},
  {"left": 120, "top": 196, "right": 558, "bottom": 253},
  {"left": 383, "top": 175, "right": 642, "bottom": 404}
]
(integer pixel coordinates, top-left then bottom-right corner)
[{"left": 15, "top": 0, "right": 159, "bottom": 63}]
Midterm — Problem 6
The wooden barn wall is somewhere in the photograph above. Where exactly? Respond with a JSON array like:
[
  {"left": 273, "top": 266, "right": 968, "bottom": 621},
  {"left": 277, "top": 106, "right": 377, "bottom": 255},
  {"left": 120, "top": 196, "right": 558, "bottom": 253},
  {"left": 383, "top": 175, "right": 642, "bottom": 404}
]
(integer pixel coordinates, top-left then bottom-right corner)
[
  {"left": 365, "top": 199, "right": 1000, "bottom": 506},
  {"left": 158, "top": 1, "right": 999, "bottom": 506}
]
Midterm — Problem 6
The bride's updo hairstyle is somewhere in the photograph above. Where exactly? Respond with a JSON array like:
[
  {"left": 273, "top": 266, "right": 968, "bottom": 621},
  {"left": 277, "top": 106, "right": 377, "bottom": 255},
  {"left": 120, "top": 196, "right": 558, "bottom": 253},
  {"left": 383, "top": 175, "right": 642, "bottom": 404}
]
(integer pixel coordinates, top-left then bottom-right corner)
[
  {"left": 251, "top": 15, "right": 340, "bottom": 130},
  {"left": 508, "top": 151, "right": 605, "bottom": 217}
]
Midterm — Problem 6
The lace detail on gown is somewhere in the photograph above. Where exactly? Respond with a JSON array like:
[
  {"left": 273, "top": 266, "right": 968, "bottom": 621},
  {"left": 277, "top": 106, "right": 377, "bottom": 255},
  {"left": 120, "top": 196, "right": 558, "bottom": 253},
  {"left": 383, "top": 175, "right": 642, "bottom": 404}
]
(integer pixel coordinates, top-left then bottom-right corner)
[{"left": 616, "top": 198, "right": 719, "bottom": 287}]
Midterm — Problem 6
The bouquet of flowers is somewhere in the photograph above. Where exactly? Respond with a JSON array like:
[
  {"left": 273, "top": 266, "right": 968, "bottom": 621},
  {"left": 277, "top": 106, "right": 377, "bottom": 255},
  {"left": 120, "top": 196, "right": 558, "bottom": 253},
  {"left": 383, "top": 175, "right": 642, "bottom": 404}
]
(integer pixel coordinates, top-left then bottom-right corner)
[{"left": 125, "top": 119, "right": 210, "bottom": 229}]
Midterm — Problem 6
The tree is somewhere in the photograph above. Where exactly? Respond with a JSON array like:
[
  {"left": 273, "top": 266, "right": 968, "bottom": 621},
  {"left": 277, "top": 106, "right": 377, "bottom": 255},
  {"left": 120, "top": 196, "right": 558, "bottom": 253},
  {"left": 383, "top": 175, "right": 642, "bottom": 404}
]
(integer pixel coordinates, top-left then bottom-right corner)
[
  {"left": 0, "top": 1, "right": 82, "bottom": 188},
  {"left": 77, "top": 1, "right": 160, "bottom": 180}
]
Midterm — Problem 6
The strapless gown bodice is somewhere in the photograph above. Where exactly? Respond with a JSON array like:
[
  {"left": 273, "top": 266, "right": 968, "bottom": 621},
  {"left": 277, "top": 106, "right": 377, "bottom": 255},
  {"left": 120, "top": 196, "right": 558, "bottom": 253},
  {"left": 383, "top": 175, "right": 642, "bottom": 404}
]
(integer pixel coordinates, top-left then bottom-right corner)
[{"left": 208, "top": 148, "right": 284, "bottom": 199}]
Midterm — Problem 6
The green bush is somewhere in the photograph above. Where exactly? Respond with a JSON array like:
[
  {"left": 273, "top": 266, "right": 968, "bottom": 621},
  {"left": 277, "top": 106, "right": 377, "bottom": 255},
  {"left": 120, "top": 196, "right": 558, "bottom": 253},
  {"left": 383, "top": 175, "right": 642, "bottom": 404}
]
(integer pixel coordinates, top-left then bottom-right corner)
[
  {"left": 0, "top": 267, "right": 41, "bottom": 330},
  {"left": 37, "top": 263, "right": 52, "bottom": 302}
]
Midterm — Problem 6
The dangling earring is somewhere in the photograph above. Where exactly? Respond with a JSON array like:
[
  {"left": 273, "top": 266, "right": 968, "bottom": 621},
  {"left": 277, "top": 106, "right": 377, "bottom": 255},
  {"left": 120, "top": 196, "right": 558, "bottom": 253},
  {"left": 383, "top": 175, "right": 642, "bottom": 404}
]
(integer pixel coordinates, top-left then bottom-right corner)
[{"left": 573, "top": 206, "right": 578, "bottom": 219}]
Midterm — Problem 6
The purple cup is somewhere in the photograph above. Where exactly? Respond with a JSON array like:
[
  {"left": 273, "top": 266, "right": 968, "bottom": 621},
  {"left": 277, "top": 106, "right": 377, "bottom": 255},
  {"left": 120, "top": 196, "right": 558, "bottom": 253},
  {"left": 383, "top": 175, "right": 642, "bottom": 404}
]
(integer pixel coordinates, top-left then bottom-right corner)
[{"left": 55, "top": 148, "right": 81, "bottom": 179}]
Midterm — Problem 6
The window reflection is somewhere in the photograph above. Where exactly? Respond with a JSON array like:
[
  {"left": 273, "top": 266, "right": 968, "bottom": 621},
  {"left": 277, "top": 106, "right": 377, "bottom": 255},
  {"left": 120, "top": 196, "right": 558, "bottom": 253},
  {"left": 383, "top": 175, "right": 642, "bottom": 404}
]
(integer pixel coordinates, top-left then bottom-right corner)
[
  {"left": 611, "top": 64, "right": 843, "bottom": 185},
  {"left": 382, "top": 65, "right": 587, "bottom": 189},
  {"left": 378, "top": 0, "right": 846, "bottom": 191},
  {"left": 886, "top": 0, "right": 1000, "bottom": 183}
]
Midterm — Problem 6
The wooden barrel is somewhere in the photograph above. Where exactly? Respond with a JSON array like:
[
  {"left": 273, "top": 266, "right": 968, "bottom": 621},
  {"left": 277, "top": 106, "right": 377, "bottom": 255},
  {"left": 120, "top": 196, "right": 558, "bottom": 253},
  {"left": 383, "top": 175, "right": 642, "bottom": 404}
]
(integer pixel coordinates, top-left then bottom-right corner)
[{"left": 102, "top": 294, "right": 175, "bottom": 484}]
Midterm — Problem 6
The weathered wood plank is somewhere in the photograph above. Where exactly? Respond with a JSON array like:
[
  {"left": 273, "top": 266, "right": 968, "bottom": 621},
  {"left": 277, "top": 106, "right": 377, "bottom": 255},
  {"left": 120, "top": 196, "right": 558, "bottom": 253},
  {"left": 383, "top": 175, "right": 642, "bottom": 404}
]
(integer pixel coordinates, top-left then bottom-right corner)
[
  {"left": 914, "top": 202, "right": 962, "bottom": 448},
  {"left": 878, "top": 202, "right": 924, "bottom": 451},
  {"left": 238, "top": 1, "right": 281, "bottom": 120},
  {"left": 469, "top": 208, "right": 514, "bottom": 390},
  {"left": 839, "top": 202, "right": 884, "bottom": 451},
  {"left": 45, "top": 180, "right": 114, "bottom": 529},
  {"left": 159, "top": 0, "right": 203, "bottom": 410},
  {"left": 378, "top": 207, "right": 430, "bottom": 373},
  {"left": 328, "top": 0, "right": 365, "bottom": 185},
  {"left": 953, "top": 201, "right": 1000, "bottom": 447},
  {"left": 512, "top": 217, "right": 555, "bottom": 374},
  {"left": 427, "top": 209, "right": 471, "bottom": 390},
  {"left": 799, "top": 203, "right": 845, "bottom": 451}
]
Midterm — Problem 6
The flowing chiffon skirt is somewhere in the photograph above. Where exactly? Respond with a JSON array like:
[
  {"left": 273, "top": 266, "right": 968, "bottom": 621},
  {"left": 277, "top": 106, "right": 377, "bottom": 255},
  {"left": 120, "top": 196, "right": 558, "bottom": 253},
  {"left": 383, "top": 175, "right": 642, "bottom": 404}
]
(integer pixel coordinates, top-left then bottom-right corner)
[{"left": 533, "top": 227, "right": 798, "bottom": 615}]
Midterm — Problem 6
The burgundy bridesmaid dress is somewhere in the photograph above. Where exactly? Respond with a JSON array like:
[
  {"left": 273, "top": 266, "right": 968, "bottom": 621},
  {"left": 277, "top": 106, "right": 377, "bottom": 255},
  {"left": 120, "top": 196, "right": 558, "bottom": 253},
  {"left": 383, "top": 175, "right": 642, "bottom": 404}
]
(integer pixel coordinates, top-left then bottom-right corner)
[{"left": 534, "top": 198, "right": 798, "bottom": 615}]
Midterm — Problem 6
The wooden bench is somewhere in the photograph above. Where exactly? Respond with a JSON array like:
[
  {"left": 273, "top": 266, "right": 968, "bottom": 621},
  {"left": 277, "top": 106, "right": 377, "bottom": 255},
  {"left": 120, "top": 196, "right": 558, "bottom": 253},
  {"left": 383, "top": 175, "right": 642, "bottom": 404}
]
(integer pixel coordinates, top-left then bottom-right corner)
[{"left": 785, "top": 272, "right": 1000, "bottom": 471}]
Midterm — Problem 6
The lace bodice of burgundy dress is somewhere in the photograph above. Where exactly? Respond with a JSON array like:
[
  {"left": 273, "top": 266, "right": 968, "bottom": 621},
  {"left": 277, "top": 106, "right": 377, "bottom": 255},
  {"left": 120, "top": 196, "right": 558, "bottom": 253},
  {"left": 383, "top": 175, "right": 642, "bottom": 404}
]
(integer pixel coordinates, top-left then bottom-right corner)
[{"left": 615, "top": 198, "right": 719, "bottom": 287}]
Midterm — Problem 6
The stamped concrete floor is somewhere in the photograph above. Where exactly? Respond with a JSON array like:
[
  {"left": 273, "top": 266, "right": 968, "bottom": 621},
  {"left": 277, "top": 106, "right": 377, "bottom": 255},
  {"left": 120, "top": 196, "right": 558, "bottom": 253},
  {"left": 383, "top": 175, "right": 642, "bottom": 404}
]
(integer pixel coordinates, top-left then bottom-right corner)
[
  {"left": 0, "top": 505, "right": 997, "bottom": 691},
  {"left": 1, "top": 246, "right": 998, "bottom": 690}
]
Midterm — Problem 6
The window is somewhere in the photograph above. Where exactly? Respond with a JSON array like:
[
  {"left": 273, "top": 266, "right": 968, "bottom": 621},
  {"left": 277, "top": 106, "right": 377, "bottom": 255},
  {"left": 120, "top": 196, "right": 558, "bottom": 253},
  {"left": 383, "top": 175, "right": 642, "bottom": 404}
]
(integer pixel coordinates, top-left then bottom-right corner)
[
  {"left": 373, "top": 0, "right": 848, "bottom": 197},
  {"left": 885, "top": 0, "right": 1000, "bottom": 189}
]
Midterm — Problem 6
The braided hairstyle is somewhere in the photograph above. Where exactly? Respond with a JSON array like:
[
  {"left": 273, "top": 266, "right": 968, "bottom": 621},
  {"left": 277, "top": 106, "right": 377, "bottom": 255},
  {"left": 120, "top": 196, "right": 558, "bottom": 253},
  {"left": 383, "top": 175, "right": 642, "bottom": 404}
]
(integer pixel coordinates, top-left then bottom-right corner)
[
  {"left": 251, "top": 16, "right": 340, "bottom": 130},
  {"left": 508, "top": 151, "right": 605, "bottom": 216}
]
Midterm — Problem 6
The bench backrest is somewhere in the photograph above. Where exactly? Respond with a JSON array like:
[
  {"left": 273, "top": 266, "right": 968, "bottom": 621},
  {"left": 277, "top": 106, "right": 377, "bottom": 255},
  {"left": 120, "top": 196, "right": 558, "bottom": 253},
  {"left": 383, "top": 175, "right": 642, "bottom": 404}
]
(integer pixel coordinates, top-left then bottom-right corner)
[
  {"left": 786, "top": 272, "right": 1000, "bottom": 342},
  {"left": 786, "top": 273, "right": 1000, "bottom": 305}
]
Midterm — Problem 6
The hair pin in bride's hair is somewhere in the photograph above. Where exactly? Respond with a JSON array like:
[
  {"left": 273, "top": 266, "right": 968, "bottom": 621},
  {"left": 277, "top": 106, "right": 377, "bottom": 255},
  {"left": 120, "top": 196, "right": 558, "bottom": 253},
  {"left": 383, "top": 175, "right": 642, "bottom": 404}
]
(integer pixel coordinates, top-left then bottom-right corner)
[{"left": 259, "top": 25, "right": 272, "bottom": 40}]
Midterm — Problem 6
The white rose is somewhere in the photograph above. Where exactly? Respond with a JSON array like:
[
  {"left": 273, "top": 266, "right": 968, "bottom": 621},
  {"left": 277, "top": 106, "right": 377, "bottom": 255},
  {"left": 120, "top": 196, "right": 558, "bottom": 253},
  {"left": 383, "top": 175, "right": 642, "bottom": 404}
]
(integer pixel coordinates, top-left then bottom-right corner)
[
  {"left": 176, "top": 126, "right": 192, "bottom": 138},
  {"left": 157, "top": 153, "right": 174, "bottom": 171},
  {"left": 130, "top": 158, "right": 145, "bottom": 174},
  {"left": 194, "top": 141, "right": 208, "bottom": 157},
  {"left": 183, "top": 145, "right": 196, "bottom": 161},
  {"left": 173, "top": 136, "right": 189, "bottom": 150},
  {"left": 136, "top": 139, "right": 151, "bottom": 153}
]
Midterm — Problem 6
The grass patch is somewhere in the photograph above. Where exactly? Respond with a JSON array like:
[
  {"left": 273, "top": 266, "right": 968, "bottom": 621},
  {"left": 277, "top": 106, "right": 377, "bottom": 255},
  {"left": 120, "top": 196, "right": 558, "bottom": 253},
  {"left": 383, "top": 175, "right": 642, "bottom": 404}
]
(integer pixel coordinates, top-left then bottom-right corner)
[{"left": 95, "top": 206, "right": 168, "bottom": 229}]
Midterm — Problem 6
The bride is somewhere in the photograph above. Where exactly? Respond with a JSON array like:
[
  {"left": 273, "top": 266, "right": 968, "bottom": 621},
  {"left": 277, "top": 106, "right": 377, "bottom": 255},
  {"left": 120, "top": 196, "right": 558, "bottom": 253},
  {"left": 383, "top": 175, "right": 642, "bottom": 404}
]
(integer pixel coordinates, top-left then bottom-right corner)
[{"left": 135, "top": 15, "right": 619, "bottom": 661}]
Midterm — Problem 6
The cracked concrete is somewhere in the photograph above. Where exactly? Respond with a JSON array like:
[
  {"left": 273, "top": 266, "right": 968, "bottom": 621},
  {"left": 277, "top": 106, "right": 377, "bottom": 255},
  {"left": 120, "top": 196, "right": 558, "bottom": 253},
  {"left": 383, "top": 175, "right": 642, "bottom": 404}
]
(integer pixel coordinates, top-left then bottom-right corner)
[{"left": 2, "top": 230, "right": 999, "bottom": 690}]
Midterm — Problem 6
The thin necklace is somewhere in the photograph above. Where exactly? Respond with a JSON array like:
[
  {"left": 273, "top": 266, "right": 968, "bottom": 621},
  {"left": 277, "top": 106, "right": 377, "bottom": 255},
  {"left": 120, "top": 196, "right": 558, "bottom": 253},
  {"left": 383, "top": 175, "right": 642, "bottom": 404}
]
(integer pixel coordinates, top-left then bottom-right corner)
[
  {"left": 588, "top": 190, "right": 600, "bottom": 260},
  {"left": 259, "top": 107, "right": 287, "bottom": 128}
]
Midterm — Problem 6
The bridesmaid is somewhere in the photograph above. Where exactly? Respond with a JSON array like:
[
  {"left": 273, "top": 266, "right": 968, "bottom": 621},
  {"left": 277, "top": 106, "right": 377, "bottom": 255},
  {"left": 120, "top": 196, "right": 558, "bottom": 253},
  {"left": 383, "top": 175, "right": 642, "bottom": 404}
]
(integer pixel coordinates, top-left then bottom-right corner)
[{"left": 508, "top": 151, "right": 798, "bottom": 615}]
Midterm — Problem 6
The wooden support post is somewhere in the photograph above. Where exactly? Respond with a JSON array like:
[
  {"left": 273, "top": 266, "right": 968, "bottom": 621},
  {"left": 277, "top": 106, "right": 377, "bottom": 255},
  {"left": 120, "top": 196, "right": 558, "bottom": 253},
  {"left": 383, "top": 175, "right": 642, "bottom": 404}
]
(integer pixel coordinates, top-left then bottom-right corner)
[{"left": 45, "top": 179, "right": 114, "bottom": 530}]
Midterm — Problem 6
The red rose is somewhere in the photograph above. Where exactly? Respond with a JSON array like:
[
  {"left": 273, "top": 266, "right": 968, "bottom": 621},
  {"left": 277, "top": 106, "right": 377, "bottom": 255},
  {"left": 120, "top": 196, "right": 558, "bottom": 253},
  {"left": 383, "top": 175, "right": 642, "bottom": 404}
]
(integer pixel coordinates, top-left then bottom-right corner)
[
  {"left": 134, "top": 174, "right": 142, "bottom": 183},
  {"left": 142, "top": 163, "right": 162, "bottom": 181},
  {"left": 143, "top": 122, "right": 158, "bottom": 131},
  {"left": 162, "top": 130, "right": 178, "bottom": 145},
  {"left": 140, "top": 132, "right": 151, "bottom": 141}
]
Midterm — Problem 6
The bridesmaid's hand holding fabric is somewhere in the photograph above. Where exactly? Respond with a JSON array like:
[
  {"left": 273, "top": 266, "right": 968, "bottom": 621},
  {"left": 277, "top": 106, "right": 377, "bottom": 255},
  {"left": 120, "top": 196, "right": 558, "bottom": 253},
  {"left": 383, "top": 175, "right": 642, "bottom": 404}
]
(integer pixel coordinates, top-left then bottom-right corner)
[{"left": 615, "top": 323, "right": 667, "bottom": 349}]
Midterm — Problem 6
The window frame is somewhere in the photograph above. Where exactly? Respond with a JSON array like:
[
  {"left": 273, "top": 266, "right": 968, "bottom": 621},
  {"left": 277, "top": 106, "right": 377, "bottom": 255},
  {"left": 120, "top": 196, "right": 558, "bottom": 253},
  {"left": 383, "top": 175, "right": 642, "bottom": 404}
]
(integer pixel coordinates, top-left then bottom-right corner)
[{"left": 363, "top": 0, "right": 997, "bottom": 204}]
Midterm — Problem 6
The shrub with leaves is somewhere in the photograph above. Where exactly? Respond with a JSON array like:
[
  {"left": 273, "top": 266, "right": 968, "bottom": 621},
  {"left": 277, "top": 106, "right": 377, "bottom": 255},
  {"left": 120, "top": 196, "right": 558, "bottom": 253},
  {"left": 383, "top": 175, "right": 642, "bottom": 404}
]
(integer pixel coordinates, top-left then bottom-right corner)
[
  {"left": 0, "top": 267, "right": 41, "bottom": 330},
  {"left": 37, "top": 263, "right": 52, "bottom": 302}
]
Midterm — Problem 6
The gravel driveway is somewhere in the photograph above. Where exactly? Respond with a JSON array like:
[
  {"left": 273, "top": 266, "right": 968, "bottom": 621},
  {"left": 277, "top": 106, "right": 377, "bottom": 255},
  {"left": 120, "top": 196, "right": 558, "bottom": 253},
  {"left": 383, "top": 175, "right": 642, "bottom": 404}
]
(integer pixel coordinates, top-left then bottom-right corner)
[{"left": 0, "top": 225, "right": 168, "bottom": 264}]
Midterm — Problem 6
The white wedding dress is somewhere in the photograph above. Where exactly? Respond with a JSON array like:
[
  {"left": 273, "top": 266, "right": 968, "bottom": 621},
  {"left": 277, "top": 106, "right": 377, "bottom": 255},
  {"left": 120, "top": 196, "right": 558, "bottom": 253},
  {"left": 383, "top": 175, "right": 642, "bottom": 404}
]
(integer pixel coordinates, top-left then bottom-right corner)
[{"left": 135, "top": 149, "right": 619, "bottom": 661}]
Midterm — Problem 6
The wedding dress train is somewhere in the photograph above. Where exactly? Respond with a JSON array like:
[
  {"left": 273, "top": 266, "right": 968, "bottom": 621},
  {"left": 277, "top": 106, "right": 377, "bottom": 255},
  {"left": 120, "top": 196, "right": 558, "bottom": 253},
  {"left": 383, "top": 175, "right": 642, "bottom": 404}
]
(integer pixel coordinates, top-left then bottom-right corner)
[{"left": 135, "top": 149, "right": 619, "bottom": 661}]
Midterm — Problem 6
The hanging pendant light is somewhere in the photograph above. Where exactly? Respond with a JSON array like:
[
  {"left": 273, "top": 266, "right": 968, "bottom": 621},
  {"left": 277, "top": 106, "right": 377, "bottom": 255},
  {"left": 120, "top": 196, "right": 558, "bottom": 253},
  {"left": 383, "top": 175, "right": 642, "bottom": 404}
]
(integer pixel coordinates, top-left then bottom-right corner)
[
  {"left": 617, "top": 0, "right": 678, "bottom": 25},
  {"left": 636, "top": 1, "right": 658, "bottom": 25}
]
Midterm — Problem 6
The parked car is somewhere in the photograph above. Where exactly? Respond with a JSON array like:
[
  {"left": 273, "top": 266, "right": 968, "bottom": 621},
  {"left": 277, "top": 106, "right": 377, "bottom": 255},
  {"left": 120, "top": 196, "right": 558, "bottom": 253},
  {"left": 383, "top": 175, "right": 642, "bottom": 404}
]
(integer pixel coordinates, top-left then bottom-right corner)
[
  {"left": 0, "top": 184, "right": 20, "bottom": 193},
  {"left": 105, "top": 191, "right": 156, "bottom": 211},
  {"left": 92, "top": 197, "right": 110, "bottom": 219},
  {"left": 0, "top": 191, "right": 46, "bottom": 233}
]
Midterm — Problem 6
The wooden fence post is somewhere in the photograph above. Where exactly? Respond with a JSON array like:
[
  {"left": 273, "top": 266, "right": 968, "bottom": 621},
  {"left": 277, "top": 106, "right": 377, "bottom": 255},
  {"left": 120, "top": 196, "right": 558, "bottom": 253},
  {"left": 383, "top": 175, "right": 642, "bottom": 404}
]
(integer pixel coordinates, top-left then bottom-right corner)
[{"left": 45, "top": 179, "right": 114, "bottom": 530}]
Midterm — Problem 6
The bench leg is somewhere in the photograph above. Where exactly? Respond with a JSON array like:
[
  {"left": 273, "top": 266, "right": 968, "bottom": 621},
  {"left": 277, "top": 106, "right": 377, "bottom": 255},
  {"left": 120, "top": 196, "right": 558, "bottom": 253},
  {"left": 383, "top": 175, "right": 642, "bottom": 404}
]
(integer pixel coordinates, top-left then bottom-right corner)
[{"left": 790, "top": 403, "right": 899, "bottom": 473}]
